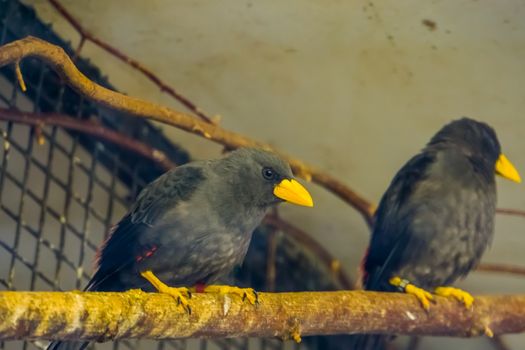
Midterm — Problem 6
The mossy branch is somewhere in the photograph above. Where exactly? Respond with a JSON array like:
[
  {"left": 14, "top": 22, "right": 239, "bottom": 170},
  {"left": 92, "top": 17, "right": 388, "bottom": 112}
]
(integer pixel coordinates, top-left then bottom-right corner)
[
  {"left": 0, "top": 290, "right": 525, "bottom": 341},
  {"left": 0, "top": 36, "right": 375, "bottom": 226}
]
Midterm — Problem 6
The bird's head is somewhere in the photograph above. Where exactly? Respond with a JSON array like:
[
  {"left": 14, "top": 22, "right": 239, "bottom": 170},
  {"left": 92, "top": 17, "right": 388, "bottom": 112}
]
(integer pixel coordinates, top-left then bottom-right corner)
[
  {"left": 219, "top": 148, "right": 314, "bottom": 208},
  {"left": 429, "top": 117, "right": 521, "bottom": 183}
]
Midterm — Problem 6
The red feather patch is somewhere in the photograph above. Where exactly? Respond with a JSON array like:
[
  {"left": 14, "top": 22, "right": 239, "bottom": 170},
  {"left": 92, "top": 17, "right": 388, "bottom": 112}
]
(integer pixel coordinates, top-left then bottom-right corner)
[{"left": 135, "top": 244, "right": 158, "bottom": 262}]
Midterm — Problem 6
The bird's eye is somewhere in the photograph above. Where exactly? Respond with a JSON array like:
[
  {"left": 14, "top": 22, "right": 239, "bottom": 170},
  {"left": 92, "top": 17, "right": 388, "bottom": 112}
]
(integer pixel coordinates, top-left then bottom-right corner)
[{"left": 262, "top": 167, "right": 276, "bottom": 180}]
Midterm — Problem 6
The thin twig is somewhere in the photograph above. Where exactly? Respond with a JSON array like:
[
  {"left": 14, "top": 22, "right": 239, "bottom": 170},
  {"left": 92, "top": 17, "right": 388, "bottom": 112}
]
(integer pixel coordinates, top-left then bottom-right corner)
[
  {"left": 46, "top": 0, "right": 216, "bottom": 125},
  {"left": 0, "top": 36, "right": 375, "bottom": 226},
  {"left": 15, "top": 61, "right": 26, "bottom": 91},
  {"left": 477, "top": 263, "right": 525, "bottom": 277},
  {"left": 264, "top": 214, "right": 354, "bottom": 289},
  {"left": 0, "top": 108, "right": 176, "bottom": 170},
  {"left": 497, "top": 208, "right": 525, "bottom": 218},
  {"left": 72, "top": 36, "right": 86, "bottom": 62}
]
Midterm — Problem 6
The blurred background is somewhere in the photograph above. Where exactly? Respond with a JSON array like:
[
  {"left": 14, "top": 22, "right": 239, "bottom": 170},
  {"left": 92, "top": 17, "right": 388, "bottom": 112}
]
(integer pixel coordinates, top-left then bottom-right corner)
[{"left": 1, "top": 0, "right": 524, "bottom": 349}]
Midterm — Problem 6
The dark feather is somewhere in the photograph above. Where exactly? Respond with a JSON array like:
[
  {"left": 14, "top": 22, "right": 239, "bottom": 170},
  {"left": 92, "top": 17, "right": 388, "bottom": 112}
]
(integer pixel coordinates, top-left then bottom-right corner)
[
  {"left": 86, "top": 164, "right": 205, "bottom": 292},
  {"left": 364, "top": 152, "right": 435, "bottom": 290},
  {"left": 352, "top": 118, "right": 501, "bottom": 350}
]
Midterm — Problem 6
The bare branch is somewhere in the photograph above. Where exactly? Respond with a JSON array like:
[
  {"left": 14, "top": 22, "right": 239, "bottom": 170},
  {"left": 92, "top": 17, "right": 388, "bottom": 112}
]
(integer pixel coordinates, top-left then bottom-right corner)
[
  {"left": 47, "top": 0, "right": 216, "bottom": 124},
  {"left": 264, "top": 214, "right": 354, "bottom": 290},
  {"left": 0, "top": 36, "right": 375, "bottom": 226},
  {"left": 14, "top": 61, "right": 26, "bottom": 91},
  {"left": 0, "top": 108, "right": 176, "bottom": 170},
  {"left": 477, "top": 263, "right": 525, "bottom": 277},
  {"left": 496, "top": 208, "right": 525, "bottom": 218},
  {"left": 1, "top": 291, "right": 525, "bottom": 341}
]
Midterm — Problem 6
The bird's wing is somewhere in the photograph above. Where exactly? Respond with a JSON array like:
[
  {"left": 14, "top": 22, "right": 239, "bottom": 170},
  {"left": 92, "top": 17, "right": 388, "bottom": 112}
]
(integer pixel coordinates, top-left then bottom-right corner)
[
  {"left": 363, "top": 151, "right": 435, "bottom": 290},
  {"left": 130, "top": 164, "right": 206, "bottom": 225},
  {"left": 85, "top": 164, "right": 206, "bottom": 291}
]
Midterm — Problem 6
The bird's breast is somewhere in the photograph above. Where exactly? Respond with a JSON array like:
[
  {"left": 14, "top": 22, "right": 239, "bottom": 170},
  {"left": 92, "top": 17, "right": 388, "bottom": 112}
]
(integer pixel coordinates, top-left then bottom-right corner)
[{"left": 399, "top": 185, "right": 495, "bottom": 287}]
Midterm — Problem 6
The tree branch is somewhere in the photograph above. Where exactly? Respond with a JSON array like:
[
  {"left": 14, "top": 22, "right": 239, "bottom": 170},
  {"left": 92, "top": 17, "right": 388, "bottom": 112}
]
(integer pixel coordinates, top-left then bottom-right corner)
[
  {"left": 46, "top": 0, "right": 216, "bottom": 124},
  {"left": 264, "top": 214, "right": 353, "bottom": 290},
  {"left": 496, "top": 208, "right": 525, "bottom": 218},
  {"left": 0, "top": 291, "right": 524, "bottom": 341},
  {"left": 0, "top": 108, "right": 176, "bottom": 170},
  {"left": 477, "top": 263, "right": 525, "bottom": 277},
  {"left": 0, "top": 36, "right": 375, "bottom": 226}
]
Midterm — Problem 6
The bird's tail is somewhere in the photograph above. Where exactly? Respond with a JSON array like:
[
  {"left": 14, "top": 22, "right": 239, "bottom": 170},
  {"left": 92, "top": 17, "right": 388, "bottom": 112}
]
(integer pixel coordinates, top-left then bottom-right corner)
[
  {"left": 349, "top": 256, "right": 390, "bottom": 350},
  {"left": 46, "top": 340, "right": 90, "bottom": 350}
]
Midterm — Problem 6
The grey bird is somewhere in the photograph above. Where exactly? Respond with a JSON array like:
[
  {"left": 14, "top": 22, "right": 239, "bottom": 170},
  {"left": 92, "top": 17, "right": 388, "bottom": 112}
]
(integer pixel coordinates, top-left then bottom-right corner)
[
  {"left": 48, "top": 147, "right": 313, "bottom": 350},
  {"left": 352, "top": 117, "right": 520, "bottom": 349}
]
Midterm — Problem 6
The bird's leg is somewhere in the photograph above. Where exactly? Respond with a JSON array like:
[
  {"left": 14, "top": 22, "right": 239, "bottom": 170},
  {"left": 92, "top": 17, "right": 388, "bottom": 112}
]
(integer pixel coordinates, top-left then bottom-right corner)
[
  {"left": 197, "top": 285, "right": 258, "bottom": 305},
  {"left": 389, "top": 276, "right": 434, "bottom": 310},
  {"left": 434, "top": 286, "right": 474, "bottom": 309},
  {"left": 140, "top": 270, "right": 192, "bottom": 314}
]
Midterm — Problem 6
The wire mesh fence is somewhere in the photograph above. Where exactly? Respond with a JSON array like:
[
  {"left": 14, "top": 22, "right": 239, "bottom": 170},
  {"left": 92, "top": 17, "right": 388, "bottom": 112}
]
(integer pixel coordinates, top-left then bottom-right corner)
[{"left": 0, "top": 1, "right": 348, "bottom": 349}]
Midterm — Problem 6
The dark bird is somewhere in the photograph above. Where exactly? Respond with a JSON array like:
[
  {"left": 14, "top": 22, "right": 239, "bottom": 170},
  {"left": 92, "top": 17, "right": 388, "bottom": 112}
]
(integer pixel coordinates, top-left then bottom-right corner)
[
  {"left": 353, "top": 118, "right": 520, "bottom": 349},
  {"left": 48, "top": 147, "right": 313, "bottom": 350}
]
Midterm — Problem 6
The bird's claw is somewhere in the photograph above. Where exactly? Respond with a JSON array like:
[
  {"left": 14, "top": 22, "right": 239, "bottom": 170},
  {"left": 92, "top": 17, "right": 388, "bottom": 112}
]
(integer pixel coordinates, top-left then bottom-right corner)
[
  {"left": 435, "top": 286, "right": 474, "bottom": 309},
  {"left": 242, "top": 289, "right": 259, "bottom": 305},
  {"left": 405, "top": 284, "right": 434, "bottom": 310},
  {"left": 140, "top": 270, "right": 192, "bottom": 314},
  {"left": 389, "top": 276, "right": 434, "bottom": 310},
  {"left": 204, "top": 285, "right": 259, "bottom": 305},
  {"left": 160, "top": 286, "right": 192, "bottom": 314}
]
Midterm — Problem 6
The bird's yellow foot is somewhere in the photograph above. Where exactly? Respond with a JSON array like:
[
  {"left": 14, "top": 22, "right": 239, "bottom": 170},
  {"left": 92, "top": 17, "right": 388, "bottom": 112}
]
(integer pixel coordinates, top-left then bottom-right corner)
[
  {"left": 389, "top": 276, "right": 434, "bottom": 310},
  {"left": 140, "top": 270, "right": 192, "bottom": 314},
  {"left": 434, "top": 286, "right": 474, "bottom": 309},
  {"left": 202, "top": 285, "right": 258, "bottom": 305}
]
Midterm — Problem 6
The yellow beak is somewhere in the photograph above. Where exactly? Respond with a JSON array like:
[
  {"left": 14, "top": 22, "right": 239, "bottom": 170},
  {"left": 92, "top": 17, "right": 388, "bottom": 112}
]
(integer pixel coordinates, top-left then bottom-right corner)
[
  {"left": 273, "top": 179, "right": 314, "bottom": 207},
  {"left": 495, "top": 153, "right": 521, "bottom": 183}
]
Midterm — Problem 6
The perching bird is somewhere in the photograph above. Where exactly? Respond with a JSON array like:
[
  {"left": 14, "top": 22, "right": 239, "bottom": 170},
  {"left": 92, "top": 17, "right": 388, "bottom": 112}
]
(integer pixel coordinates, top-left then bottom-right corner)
[
  {"left": 353, "top": 118, "right": 520, "bottom": 349},
  {"left": 48, "top": 147, "right": 313, "bottom": 350}
]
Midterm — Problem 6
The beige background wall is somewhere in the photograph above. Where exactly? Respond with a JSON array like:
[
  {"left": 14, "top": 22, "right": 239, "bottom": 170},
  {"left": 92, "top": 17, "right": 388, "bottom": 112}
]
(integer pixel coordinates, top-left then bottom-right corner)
[{"left": 21, "top": 1, "right": 525, "bottom": 348}]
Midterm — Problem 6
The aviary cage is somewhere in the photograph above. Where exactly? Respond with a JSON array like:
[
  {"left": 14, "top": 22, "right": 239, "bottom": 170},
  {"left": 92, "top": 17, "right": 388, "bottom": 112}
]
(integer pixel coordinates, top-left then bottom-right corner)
[
  {"left": 1, "top": 1, "right": 524, "bottom": 350},
  {"left": 0, "top": 1, "right": 350, "bottom": 349}
]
